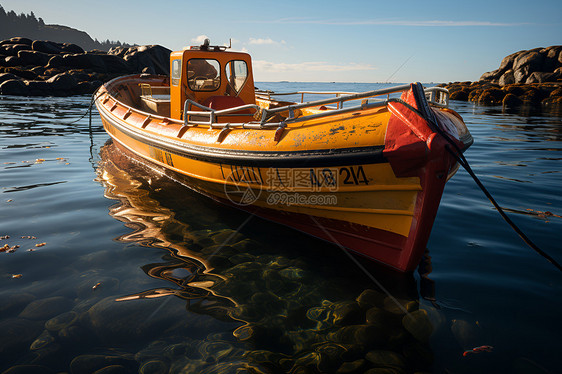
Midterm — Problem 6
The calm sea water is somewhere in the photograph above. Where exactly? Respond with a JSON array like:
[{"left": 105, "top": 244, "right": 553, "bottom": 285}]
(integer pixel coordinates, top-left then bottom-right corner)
[{"left": 0, "top": 82, "right": 561, "bottom": 374}]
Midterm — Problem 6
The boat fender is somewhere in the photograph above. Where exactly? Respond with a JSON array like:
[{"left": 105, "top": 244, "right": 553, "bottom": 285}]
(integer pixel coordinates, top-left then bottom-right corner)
[{"left": 274, "top": 123, "right": 287, "bottom": 142}]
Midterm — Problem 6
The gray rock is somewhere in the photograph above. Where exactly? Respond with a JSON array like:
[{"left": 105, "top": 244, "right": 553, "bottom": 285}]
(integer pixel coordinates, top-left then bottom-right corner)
[
  {"left": 18, "top": 296, "right": 73, "bottom": 320},
  {"left": 25, "top": 80, "right": 51, "bottom": 96},
  {"left": 17, "top": 50, "right": 53, "bottom": 66},
  {"left": 498, "top": 69, "right": 515, "bottom": 86},
  {"left": 8, "top": 37, "right": 33, "bottom": 46},
  {"left": 513, "top": 51, "right": 545, "bottom": 74},
  {"left": 46, "top": 73, "right": 78, "bottom": 92},
  {"left": 31, "top": 40, "right": 65, "bottom": 55},
  {"left": 3, "top": 56, "right": 23, "bottom": 67},
  {"left": 1, "top": 44, "right": 31, "bottom": 56}
]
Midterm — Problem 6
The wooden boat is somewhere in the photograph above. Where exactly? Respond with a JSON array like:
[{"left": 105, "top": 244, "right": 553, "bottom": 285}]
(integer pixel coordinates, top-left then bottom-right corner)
[{"left": 94, "top": 39, "right": 473, "bottom": 272}]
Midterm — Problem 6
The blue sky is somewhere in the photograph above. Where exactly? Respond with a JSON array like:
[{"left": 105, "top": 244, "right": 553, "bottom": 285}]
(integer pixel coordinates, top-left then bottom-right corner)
[{"left": 2, "top": 0, "right": 561, "bottom": 82}]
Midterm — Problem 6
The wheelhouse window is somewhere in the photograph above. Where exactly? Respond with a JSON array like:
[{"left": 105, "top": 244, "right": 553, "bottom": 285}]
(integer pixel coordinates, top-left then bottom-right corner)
[
  {"left": 187, "top": 59, "right": 220, "bottom": 91},
  {"left": 171, "top": 59, "right": 181, "bottom": 86},
  {"left": 225, "top": 60, "right": 248, "bottom": 95}
]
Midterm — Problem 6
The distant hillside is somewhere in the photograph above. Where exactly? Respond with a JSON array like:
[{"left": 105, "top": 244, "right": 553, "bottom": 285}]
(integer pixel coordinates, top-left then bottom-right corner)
[{"left": 0, "top": 5, "right": 132, "bottom": 51}]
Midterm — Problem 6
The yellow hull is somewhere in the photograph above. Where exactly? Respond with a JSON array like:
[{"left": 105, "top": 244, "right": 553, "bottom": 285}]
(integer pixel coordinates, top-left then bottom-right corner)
[{"left": 95, "top": 75, "right": 472, "bottom": 271}]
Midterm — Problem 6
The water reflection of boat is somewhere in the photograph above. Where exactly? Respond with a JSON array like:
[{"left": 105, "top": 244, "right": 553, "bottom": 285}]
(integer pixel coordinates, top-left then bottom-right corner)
[
  {"left": 96, "top": 142, "right": 437, "bottom": 373},
  {"left": 94, "top": 39, "right": 473, "bottom": 272}
]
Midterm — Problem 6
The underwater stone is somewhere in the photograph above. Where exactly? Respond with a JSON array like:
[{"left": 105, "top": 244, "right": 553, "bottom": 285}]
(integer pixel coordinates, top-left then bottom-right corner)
[
  {"left": 45, "top": 311, "right": 79, "bottom": 332},
  {"left": 69, "top": 354, "right": 136, "bottom": 374},
  {"left": 306, "top": 305, "right": 333, "bottom": 330},
  {"left": 198, "top": 341, "right": 234, "bottom": 362},
  {"left": 451, "top": 319, "right": 482, "bottom": 349},
  {"left": 30, "top": 329, "right": 55, "bottom": 350},
  {"left": 86, "top": 296, "right": 186, "bottom": 343},
  {"left": 336, "top": 359, "right": 369, "bottom": 374},
  {"left": 0, "top": 292, "right": 36, "bottom": 317},
  {"left": 224, "top": 261, "right": 263, "bottom": 281},
  {"left": 58, "top": 325, "right": 89, "bottom": 345},
  {"left": 18, "top": 296, "right": 73, "bottom": 321},
  {"left": 365, "top": 350, "right": 407, "bottom": 371},
  {"left": 332, "top": 301, "right": 363, "bottom": 326},
  {"left": 228, "top": 253, "right": 256, "bottom": 264},
  {"left": 294, "top": 351, "right": 321, "bottom": 369},
  {"left": 314, "top": 342, "right": 348, "bottom": 372},
  {"left": 168, "top": 357, "right": 207, "bottom": 374},
  {"left": 0, "top": 318, "right": 43, "bottom": 357},
  {"left": 402, "top": 310, "right": 433, "bottom": 342},
  {"left": 401, "top": 340, "right": 433, "bottom": 371},
  {"left": 230, "top": 238, "right": 260, "bottom": 252},
  {"left": 139, "top": 360, "right": 168, "bottom": 374},
  {"left": 382, "top": 297, "right": 417, "bottom": 315},
  {"left": 356, "top": 289, "right": 386, "bottom": 310},
  {"left": 211, "top": 229, "right": 246, "bottom": 245},
  {"left": 91, "top": 365, "right": 128, "bottom": 374},
  {"left": 364, "top": 368, "right": 402, "bottom": 374},
  {"left": 365, "top": 306, "right": 399, "bottom": 327},
  {"left": 0, "top": 365, "right": 54, "bottom": 374},
  {"left": 279, "top": 267, "right": 308, "bottom": 280},
  {"left": 327, "top": 325, "right": 385, "bottom": 347}
]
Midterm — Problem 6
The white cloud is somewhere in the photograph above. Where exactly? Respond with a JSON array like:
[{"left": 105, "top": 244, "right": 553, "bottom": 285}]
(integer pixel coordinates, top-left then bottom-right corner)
[
  {"left": 253, "top": 60, "right": 375, "bottom": 72},
  {"left": 249, "top": 37, "right": 287, "bottom": 45},
  {"left": 191, "top": 35, "right": 210, "bottom": 44}
]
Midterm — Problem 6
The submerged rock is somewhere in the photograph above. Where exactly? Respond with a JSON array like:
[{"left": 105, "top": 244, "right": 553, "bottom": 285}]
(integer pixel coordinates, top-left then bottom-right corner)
[
  {"left": 0, "top": 318, "right": 43, "bottom": 357},
  {"left": 18, "top": 296, "right": 73, "bottom": 321},
  {"left": 30, "top": 329, "right": 56, "bottom": 350},
  {"left": 1, "top": 365, "right": 54, "bottom": 374},
  {"left": 364, "top": 350, "right": 407, "bottom": 371},
  {"left": 402, "top": 310, "right": 433, "bottom": 342},
  {"left": 69, "top": 355, "right": 137, "bottom": 374}
]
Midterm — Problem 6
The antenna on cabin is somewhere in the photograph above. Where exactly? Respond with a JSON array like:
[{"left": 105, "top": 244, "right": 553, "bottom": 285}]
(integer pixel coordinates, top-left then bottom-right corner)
[{"left": 228, "top": 38, "right": 232, "bottom": 49}]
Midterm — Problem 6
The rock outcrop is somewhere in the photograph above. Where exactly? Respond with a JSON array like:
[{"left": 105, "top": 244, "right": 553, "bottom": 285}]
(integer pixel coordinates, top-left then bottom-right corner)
[
  {"left": 0, "top": 37, "right": 171, "bottom": 96},
  {"left": 443, "top": 46, "right": 562, "bottom": 113}
]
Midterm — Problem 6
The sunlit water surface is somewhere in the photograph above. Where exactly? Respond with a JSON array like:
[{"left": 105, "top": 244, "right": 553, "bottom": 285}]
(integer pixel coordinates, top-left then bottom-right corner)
[{"left": 1, "top": 82, "right": 561, "bottom": 374}]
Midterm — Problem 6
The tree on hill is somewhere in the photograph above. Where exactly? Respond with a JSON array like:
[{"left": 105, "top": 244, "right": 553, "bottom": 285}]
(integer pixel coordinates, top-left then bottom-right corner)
[{"left": 0, "top": 5, "right": 133, "bottom": 51}]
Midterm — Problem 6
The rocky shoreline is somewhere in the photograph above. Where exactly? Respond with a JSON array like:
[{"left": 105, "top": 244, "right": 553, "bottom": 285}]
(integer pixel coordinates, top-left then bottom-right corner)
[
  {"left": 2, "top": 38, "right": 562, "bottom": 115},
  {"left": 442, "top": 46, "right": 562, "bottom": 113},
  {"left": 0, "top": 37, "right": 171, "bottom": 96}
]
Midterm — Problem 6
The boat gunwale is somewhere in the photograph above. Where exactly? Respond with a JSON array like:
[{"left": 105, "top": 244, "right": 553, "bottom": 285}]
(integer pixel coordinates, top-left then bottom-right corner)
[
  {"left": 97, "top": 75, "right": 439, "bottom": 130},
  {"left": 97, "top": 100, "right": 390, "bottom": 168}
]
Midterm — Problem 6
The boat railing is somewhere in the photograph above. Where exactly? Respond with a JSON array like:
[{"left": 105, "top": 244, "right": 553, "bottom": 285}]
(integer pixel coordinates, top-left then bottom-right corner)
[
  {"left": 424, "top": 87, "right": 449, "bottom": 107},
  {"left": 180, "top": 84, "right": 450, "bottom": 129},
  {"left": 183, "top": 99, "right": 263, "bottom": 128}
]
